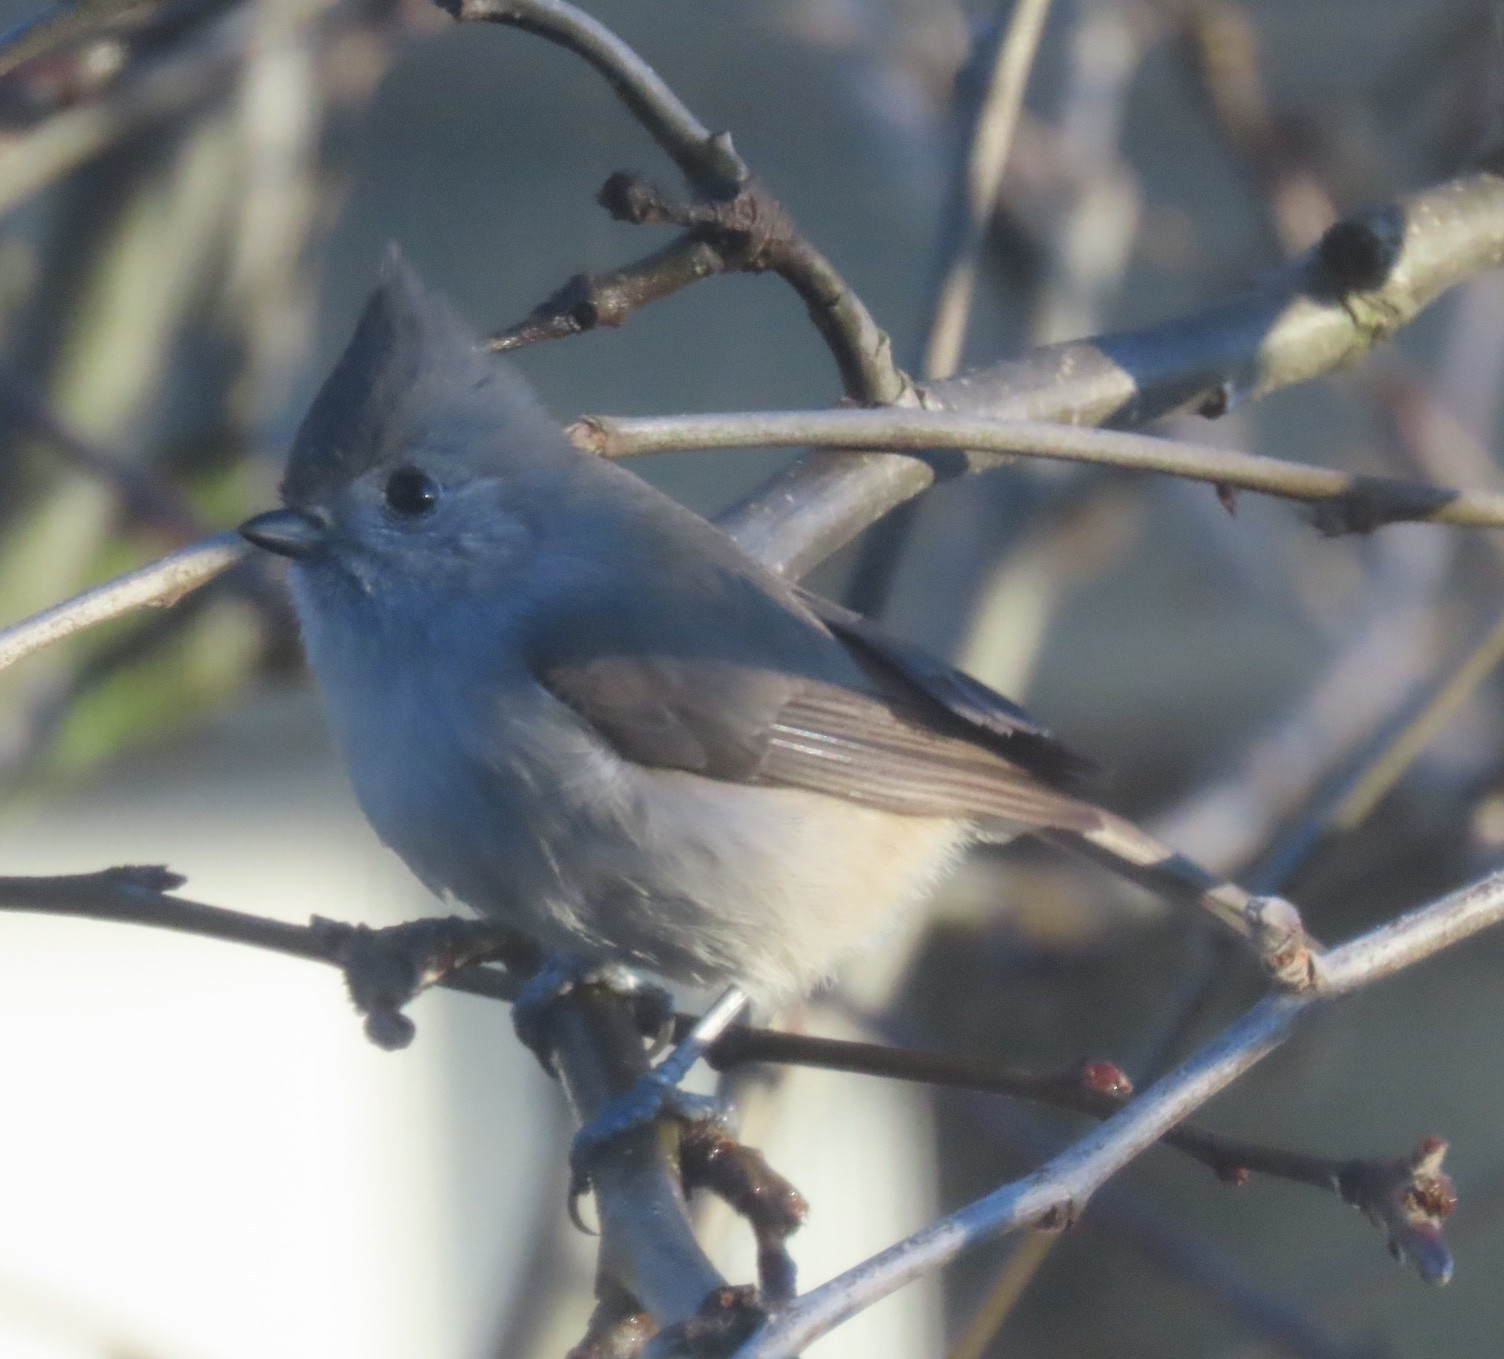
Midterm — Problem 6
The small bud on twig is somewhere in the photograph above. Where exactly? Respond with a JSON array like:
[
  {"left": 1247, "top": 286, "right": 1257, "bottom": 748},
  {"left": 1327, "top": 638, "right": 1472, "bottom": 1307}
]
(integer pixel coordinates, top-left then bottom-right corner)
[{"left": 1338, "top": 1136, "right": 1457, "bottom": 1285}]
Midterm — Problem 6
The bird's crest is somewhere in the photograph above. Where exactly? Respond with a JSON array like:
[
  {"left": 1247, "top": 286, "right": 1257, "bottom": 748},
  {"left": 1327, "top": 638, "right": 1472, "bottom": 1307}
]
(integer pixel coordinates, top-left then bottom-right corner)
[{"left": 281, "top": 246, "right": 523, "bottom": 503}]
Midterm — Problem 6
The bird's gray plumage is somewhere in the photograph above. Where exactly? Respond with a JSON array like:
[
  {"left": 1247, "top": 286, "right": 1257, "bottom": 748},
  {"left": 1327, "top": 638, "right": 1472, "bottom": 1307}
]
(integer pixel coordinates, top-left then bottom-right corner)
[{"left": 262, "top": 250, "right": 1108, "bottom": 999}]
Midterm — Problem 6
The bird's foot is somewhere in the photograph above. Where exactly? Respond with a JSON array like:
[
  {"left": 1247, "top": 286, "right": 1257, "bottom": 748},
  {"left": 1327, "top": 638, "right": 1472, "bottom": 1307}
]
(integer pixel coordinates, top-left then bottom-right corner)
[
  {"left": 569, "top": 1072, "right": 726, "bottom": 1201},
  {"left": 566, "top": 984, "right": 751, "bottom": 1205},
  {"left": 313, "top": 914, "right": 538, "bottom": 1050},
  {"left": 510, "top": 955, "right": 674, "bottom": 1075},
  {"left": 680, "top": 1120, "right": 807, "bottom": 1303}
]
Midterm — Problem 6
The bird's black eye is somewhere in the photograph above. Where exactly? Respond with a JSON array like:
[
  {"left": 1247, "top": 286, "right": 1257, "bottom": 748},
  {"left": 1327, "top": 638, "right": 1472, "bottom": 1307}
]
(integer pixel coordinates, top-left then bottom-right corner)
[{"left": 383, "top": 466, "right": 439, "bottom": 518}]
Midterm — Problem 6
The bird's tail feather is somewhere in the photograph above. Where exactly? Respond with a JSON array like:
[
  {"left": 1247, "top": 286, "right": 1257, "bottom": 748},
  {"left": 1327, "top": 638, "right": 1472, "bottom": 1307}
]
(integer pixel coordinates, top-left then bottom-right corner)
[{"left": 1040, "top": 813, "right": 1316, "bottom": 987}]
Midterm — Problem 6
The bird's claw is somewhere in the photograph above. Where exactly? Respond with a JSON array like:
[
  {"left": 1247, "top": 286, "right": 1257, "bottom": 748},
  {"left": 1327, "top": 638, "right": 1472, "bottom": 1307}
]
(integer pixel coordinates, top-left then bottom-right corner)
[
  {"left": 568, "top": 1072, "right": 727, "bottom": 1206},
  {"left": 511, "top": 956, "right": 673, "bottom": 1075}
]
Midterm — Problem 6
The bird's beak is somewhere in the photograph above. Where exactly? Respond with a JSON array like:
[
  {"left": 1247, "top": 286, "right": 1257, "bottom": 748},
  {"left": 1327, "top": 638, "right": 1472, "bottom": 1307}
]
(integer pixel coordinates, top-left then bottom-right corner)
[{"left": 238, "top": 507, "right": 329, "bottom": 559}]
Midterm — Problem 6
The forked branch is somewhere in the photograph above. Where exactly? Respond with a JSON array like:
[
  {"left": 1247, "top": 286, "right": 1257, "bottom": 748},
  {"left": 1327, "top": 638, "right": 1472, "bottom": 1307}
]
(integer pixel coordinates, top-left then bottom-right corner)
[
  {"left": 451, "top": 0, "right": 905, "bottom": 405},
  {"left": 720, "top": 172, "right": 1504, "bottom": 576}
]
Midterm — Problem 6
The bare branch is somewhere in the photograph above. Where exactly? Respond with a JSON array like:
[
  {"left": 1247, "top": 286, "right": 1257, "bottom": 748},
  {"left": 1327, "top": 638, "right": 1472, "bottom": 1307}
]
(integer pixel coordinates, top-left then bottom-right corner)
[
  {"left": 923, "top": 0, "right": 1055, "bottom": 380},
  {"left": 575, "top": 407, "right": 1504, "bottom": 534},
  {"left": 472, "top": 4, "right": 907, "bottom": 402},
  {"left": 0, "top": 861, "right": 1460, "bottom": 1291},
  {"left": 491, "top": 235, "right": 726, "bottom": 351},
  {"left": 499, "top": 172, "right": 908, "bottom": 403},
  {"left": 0, "top": 866, "right": 726, "bottom": 1329},
  {"left": 550, "top": 991, "right": 730, "bottom": 1336},
  {"left": 0, "top": 533, "right": 246, "bottom": 674},
  {"left": 717, "top": 170, "right": 1504, "bottom": 576},
  {"left": 440, "top": 0, "right": 746, "bottom": 198},
  {"left": 705, "top": 1025, "right": 1454, "bottom": 1238},
  {"left": 733, "top": 867, "right": 1504, "bottom": 1357}
]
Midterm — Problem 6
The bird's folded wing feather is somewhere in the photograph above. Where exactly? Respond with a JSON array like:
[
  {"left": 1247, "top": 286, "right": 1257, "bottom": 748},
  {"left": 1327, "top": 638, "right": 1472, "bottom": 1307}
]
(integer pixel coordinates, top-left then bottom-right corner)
[
  {"left": 539, "top": 642, "right": 1101, "bottom": 833},
  {"left": 797, "top": 590, "right": 1097, "bottom": 788}
]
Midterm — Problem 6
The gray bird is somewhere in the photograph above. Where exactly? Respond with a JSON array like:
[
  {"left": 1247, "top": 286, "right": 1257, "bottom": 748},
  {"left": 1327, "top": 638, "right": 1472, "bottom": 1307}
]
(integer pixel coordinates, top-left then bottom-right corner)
[{"left": 240, "top": 253, "right": 1269, "bottom": 1030}]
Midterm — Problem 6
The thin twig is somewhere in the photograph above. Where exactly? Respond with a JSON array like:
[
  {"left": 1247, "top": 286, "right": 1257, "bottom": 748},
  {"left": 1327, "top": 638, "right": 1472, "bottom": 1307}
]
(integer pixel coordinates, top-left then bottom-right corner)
[
  {"left": 0, "top": 854, "right": 1459, "bottom": 1305},
  {"left": 733, "top": 867, "right": 1504, "bottom": 1357},
  {"left": 499, "top": 172, "right": 906, "bottom": 404},
  {"left": 468, "top": 0, "right": 906, "bottom": 402},
  {"left": 574, "top": 408, "right": 1504, "bottom": 534},
  {"left": 924, "top": 0, "right": 1056, "bottom": 380},
  {"left": 0, "top": 533, "right": 245, "bottom": 674},
  {"left": 702, "top": 1026, "right": 1440, "bottom": 1208},
  {"left": 1211, "top": 1162, "right": 1504, "bottom": 1359},
  {"left": 489, "top": 166, "right": 906, "bottom": 401},
  {"left": 438, "top": 0, "right": 746, "bottom": 198},
  {"left": 491, "top": 235, "right": 726, "bottom": 352},
  {"left": 0, "top": 864, "right": 1440, "bottom": 1221}
]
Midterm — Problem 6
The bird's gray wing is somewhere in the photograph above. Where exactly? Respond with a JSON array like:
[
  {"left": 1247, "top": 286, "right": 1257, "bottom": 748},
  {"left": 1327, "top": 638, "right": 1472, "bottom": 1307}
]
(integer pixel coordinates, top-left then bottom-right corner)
[
  {"left": 797, "top": 590, "right": 1097, "bottom": 789},
  {"left": 538, "top": 651, "right": 1102, "bottom": 832},
  {"left": 538, "top": 592, "right": 1279, "bottom": 973}
]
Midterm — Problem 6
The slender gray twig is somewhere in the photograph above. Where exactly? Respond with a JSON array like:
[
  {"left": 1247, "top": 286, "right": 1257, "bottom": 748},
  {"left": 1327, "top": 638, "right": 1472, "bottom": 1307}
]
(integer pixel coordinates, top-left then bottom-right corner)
[
  {"left": 466, "top": 0, "right": 907, "bottom": 405},
  {"left": 0, "top": 534, "right": 246, "bottom": 674},
  {"left": 490, "top": 173, "right": 906, "bottom": 404},
  {"left": 438, "top": 0, "right": 746, "bottom": 198},
  {"left": 923, "top": 0, "right": 1056, "bottom": 380},
  {"left": 575, "top": 408, "right": 1504, "bottom": 534},
  {"left": 733, "top": 867, "right": 1504, "bottom": 1358}
]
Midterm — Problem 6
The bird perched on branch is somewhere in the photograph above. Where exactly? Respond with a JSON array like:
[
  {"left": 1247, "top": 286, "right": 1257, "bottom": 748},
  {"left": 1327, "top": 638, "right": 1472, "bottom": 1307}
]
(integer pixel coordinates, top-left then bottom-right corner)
[{"left": 240, "top": 252, "right": 1305, "bottom": 1152}]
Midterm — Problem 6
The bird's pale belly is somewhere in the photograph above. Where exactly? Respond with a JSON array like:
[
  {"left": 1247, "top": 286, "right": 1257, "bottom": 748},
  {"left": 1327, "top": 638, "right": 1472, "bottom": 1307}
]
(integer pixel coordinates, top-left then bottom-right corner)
[{"left": 348, "top": 702, "right": 969, "bottom": 1001}]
